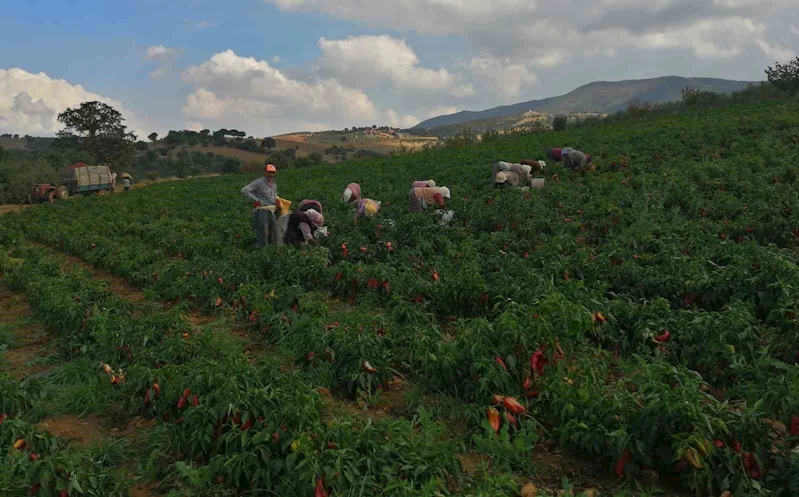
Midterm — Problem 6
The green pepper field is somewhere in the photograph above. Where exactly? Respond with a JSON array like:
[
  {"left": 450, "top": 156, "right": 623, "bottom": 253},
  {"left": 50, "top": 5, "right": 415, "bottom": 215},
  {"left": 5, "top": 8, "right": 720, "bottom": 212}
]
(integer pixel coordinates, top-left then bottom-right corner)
[{"left": 1, "top": 100, "right": 799, "bottom": 497}]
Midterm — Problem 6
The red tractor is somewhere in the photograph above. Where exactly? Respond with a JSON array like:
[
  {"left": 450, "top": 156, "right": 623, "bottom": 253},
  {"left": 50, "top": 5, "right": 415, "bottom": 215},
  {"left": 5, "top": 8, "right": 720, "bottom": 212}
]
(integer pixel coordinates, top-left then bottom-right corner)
[{"left": 27, "top": 184, "right": 59, "bottom": 204}]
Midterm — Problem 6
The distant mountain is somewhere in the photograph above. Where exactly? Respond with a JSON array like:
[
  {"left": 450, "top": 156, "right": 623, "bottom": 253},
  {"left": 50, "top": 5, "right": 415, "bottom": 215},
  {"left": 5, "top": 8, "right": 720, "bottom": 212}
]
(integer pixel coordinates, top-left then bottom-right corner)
[{"left": 414, "top": 76, "right": 758, "bottom": 130}]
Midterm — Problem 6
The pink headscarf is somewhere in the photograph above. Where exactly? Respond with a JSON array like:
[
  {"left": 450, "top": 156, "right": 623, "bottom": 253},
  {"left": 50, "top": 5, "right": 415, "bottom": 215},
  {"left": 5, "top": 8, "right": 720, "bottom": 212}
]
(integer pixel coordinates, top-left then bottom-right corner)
[{"left": 306, "top": 210, "right": 324, "bottom": 228}]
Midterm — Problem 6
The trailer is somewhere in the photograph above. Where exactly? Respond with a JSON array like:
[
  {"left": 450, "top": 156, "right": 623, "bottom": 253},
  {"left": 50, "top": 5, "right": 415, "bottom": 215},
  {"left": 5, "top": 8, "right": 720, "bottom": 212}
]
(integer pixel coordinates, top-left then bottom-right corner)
[{"left": 58, "top": 162, "right": 113, "bottom": 198}]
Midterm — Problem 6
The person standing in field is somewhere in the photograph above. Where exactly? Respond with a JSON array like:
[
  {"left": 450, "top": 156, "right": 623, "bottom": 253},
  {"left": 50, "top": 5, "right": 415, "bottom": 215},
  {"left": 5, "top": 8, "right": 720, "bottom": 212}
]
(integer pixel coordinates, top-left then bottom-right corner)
[
  {"left": 123, "top": 176, "right": 131, "bottom": 192},
  {"left": 241, "top": 163, "right": 279, "bottom": 248},
  {"left": 109, "top": 170, "right": 117, "bottom": 193},
  {"left": 341, "top": 183, "right": 361, "bottom": 203},
  {"left": 408, "top": 186, "right": 450, "bottom": 212}
]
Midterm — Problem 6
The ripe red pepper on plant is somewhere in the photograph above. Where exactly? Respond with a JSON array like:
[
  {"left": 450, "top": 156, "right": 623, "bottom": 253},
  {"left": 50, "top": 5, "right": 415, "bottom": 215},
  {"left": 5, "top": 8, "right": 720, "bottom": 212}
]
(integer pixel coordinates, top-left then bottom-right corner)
[
  {"left": 790, "top": 416, "right": 799, "bottom": 436},
  {"left": 486, "top": 407, "right": 501, "bottom": 434},
  {"left": 495, "top": 356, "right": 507, "bottom": 371},
  {"left": 615, "top": 449, "right": 632, "bottom": 477},
  {"left": 315, "top": 477, "right": 329, "bottom": 497},
  {"left": 502, "top": 396, "right": 526, "bottom": 414}
]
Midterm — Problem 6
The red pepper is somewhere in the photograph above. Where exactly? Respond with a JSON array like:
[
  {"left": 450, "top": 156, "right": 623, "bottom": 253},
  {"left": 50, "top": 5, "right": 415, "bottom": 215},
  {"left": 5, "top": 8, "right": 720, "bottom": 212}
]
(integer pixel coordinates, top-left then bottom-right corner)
[
  {"left": 152, "top": 382, "right": 160, "bottom": 397},
  {"left": 672, "top": 459, "right": 688, "bottom": 473},
  {"left": 530, "top": 351, "right": 548, "bottom": 376},
  {"left": 315, "top": 477, "right": 329, "bottom": 497},
  {"left": 362, "top": 361, "right": 377, "bottom": 373},
  {"left": 340, "top": 244, "right": 348, "bottom": 257},
  {"left": 242, "top": 419, "right": 253, "bottom": 431},
  {"left": 504, "top": 412, "right": 519, "bottom": 429},
  {"left": 29, "top": 483, "right": 40, "bottom": 495},
  {"left": 522, "top": 377, "right": 532, "bottom": 391},
  {"left": 307, "top": 351, "right": 315, "bottom": 361},
  {"left": 615, "top": 449, "right": 632, "bottom": 478},
  {"left": 432, "top": 272, "right": 440, "bottom": 282},
  {"left": 486, "top": 407, "right": 500, "bottom": 434},
  {"left": 790, "top": 416, "right": 799, "bottom": 436},
  {"left": 28, "top": 452, "right": 39, "bottom": 462},
  {"left": 59, "top": 491, "right": 69, "bottom": 497},
  {"left": 491, "top": 394, "right": 505, "bottom": 405},
  {"left": 144, "top": 388, "right": 151, "bottom": 406},
  {"left": 175, "top": 417, "right": 184, "bottom": 425},
  {"left": 495, "top": 356, "right": 507, "bottom": 371},
  {"left": 327, "top": 442, "right": 338, "bottom": 449},
  {"left": 713, "top": 439, "right": 725, "bottom": 448},
  {"left": 182, "top": 388, "right": 191, "bottom": 400},
  {"left": 655, "top": 330, "right": 671, "bottom": 342},
  {"left": 742, "top": 452, "right": 761, "bottom": 478},
  {"left": 731, "top": 439, "right": 742, "bottom": 453},
  {"left": 524, "top": 390, "right": 540, "bottom": 398},
  {"left": 177, "top": 397, "right": 186, "bottom": 409},
  {"left": 192, "top": 394, "right": 199, "bottom": 407},
  {"left": 502, "top": 397, "right": 526, "bottom": 414}
]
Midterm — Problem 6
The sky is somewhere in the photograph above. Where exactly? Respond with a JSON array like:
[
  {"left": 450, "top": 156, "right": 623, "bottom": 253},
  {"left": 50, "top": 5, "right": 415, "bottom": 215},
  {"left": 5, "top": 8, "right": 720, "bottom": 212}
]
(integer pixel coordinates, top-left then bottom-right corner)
[{"left": 0, "top": 0, "right": 797, "bottom": 138}]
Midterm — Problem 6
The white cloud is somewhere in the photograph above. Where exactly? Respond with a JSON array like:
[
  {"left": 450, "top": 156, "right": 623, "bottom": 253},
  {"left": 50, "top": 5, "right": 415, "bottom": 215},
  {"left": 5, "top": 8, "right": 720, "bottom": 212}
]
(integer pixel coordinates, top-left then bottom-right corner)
[
  {"left": 272, "top": 55, "right": 281, "bottom": 64},
  {"left": 185, "top": 121, "right": 204, "bottom": 132},
  {"left": 145, "top": 45, "right": 181, "bottom": 80},
  {"left": 145, "top": 45, "right": 179, "bottom": 61},
  {"left": 465, "top": 57, "right": 538, "bottom": 98},
  {"left": 268, "top": 0, "right": 536, "bottom": 36},
  {"left": 316, "top": 35, "right": 472, "bottom": 96},
  {"left": 385, "top": 109, "right": 420, "bottom": 128},
  {"left": 268, "top": 0, "right": 795, "bottom": 71},
  {"left": 181, "top": 50, "right": 382, "bottom": 134},
  {"left": 790, "top": 24, "right": 799, "bottom": 35},
  {"left": 0, "top": 68, "right": 147, "bottom": 137},
  {"left": 427, "top": 106, "right": 458, "bottom": 118},
  {"left": 186, "top": 19, "right": 216, "bottom": 29},
  {"left": 755, "top": 40, "right": 795, "bottom": 61},
  {"left": 150, "top": 68, "right": 168, "bottom": 80}
]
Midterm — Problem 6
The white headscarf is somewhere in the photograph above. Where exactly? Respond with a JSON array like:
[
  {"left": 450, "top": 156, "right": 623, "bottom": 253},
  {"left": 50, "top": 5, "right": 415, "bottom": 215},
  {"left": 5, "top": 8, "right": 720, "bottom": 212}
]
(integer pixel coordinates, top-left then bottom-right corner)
[
  {"left": 538, "top": 160, "right": 546, "bottom": 169},
  {"left": 425, "top": 179, "right": 436, "bottom": 187},
  {"left": 440, "top": 186, "right": 451, "bottom": 199},
  {"left": 341, "top": 188, "right": 352, "bottom": 202}
]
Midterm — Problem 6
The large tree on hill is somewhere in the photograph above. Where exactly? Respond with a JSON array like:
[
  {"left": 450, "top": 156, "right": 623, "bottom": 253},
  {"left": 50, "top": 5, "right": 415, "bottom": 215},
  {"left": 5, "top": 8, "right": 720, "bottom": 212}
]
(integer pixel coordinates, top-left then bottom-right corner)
[
  {"left": 57, "top": 101, "right": 136, "bottom": 167},
  {"left": 148, "top": 132, "right": 158, "bottom": 143},
  {"left": 261, "top": 137, "right": 276, "bottom": 150},
  {"left": 766, "top": 57, "right": 799, "bottom": 94}
]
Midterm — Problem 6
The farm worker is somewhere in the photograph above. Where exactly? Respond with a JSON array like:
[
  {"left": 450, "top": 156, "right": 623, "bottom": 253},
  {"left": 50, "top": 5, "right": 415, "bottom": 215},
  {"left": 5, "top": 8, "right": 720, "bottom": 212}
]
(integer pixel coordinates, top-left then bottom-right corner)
[
  {"left": 123, "top": 176, "right": 131, "bottom": 192},
  {"left": 408, "top": 186, "right": 450, "bottom": 212},
  {"left": 563, "top": 150, "right": 590, "bottom": 171},
  {"left": 546, "top": 148, "right": 575, "bottom": 162},
  {"left": 491, "top": 161, "right": 511, "bottom": 181},
  {"left": 298, "top": 199, "right": 323, "bottom": 214},
  {"left": 109, "top": 170, "right": 117, "bottom": 193},
  {"left": 341, "top": 183, "right": 361, "bottom": 203},
  {"left": 283, "top": 209, "right": 325, "bottom": 247},
  {"left": 519, "top": 159, "right": 546, "bottom": 173},
  {"left": 495, "top": 164, "right": 532, "bottom": 187},
  {"left": 412, "top": 180, "right": 436, "bottom": 188},
  {"left": 241, "top": 163, "right": 278, "bottom": 248},
  {"left": 354, "top": 198, "right": 381, "bottom": 220}
]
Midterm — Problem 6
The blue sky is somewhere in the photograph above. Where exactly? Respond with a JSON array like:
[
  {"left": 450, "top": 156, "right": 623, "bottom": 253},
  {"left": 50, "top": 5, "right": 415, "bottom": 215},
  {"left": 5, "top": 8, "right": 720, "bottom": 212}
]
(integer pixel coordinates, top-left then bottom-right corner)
[{"left": 1, "top": 0, "right": 796, "bottom": 137}]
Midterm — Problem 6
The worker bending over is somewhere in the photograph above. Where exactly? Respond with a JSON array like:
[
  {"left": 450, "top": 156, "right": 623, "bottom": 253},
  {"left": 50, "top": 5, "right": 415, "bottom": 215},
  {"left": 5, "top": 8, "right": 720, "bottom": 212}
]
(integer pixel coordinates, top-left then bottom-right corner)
[
  {"left": 355, "top": 198, "right": 381, "bottom": 220},
  {"left": 408, "top": 186, "right": 450, "bottom": 212},
  {"left": 341, "top": 183, "right": 361, "bottom": 203},
  {"left": 284, "top": 210, "right": 325, "bottom": 247}
]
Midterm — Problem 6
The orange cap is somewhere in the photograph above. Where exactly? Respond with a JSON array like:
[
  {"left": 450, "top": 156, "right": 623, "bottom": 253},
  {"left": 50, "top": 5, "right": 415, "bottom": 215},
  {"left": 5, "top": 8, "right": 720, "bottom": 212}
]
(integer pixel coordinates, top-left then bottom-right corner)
[{"left": 265, "top": 164, "right": 277, "bottom": 172}]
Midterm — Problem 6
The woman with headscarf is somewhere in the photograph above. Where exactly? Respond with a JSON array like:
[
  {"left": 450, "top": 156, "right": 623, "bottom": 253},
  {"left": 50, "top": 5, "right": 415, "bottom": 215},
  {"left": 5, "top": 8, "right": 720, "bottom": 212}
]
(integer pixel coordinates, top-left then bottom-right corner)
[
  {"left": 354, "top": 198, "right": 382, "bottom": 221},
  {"left": 341, "top": 183, "right": 361, "bottom": 203},
  {"left": 411, "top": 179, "right": 436, "bottom": 188},
  {"left": 408, "top": 186, "right": 451, "bottom": 212},
  {"left": 298, "top": 199, "right": 323, "bottom": 214},
  {"left": 284, "top": 209, "right": 325, "bottom": 247}
]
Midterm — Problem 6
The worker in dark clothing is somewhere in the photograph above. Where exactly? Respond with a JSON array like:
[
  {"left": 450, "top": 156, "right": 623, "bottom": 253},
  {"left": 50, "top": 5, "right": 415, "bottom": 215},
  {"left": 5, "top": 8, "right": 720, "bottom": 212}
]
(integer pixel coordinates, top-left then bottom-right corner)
[{"left": 283, "top": 210, "right": 325, "bottom": 247}]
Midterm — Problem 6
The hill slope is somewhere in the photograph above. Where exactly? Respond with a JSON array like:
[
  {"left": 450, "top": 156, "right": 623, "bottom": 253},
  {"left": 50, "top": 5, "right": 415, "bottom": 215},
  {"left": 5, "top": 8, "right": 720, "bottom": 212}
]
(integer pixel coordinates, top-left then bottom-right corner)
[{"left": 415, "top": 76, "right": 756, "bottom": 129}]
